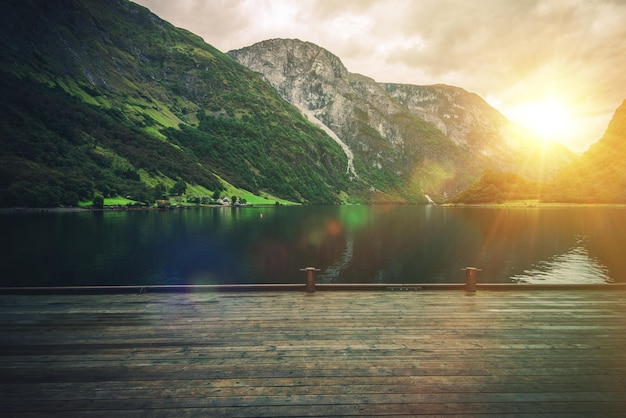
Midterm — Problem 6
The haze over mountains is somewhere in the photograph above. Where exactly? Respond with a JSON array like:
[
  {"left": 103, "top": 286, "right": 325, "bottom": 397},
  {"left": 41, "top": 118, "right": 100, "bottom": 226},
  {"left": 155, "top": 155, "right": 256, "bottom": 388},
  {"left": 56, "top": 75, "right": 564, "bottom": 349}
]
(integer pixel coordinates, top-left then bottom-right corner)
[
  {"left": 0, "top": 0, "right": 623, "bottom": 207},
  {"left": 545, "top": 99, "right": 626, "bottom": 203}
]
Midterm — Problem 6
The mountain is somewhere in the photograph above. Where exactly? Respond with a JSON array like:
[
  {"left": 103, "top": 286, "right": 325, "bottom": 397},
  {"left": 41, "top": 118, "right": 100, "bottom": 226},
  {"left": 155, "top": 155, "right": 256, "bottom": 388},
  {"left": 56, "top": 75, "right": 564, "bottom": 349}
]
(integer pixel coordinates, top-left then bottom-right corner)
[
  {"left": 543, "top": 100, "right": 626, "bottom": 203},
  {"left": 0, "top": 0, "right": 352, "bottom": 207},
  {"left": 229, "top": 39, "right": 575, "bottom": 202},
  {"left": 0, "top": 1, "right": 580, "bottom": 208}
]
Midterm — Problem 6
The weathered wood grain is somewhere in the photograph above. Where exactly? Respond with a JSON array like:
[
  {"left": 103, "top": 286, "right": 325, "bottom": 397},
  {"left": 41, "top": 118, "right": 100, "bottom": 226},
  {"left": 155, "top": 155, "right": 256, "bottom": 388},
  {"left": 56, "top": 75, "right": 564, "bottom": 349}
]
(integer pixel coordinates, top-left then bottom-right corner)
[{"left": 1, "top": 290, "right": 625, "bottom": 416}]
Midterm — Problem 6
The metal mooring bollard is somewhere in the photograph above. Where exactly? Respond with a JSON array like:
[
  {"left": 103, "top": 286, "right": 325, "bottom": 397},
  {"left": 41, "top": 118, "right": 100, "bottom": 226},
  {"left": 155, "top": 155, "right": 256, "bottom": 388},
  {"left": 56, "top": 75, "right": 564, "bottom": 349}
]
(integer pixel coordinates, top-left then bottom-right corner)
[
  {"left": 463, "top": 267, "right": 482, "bottom": 292},
  {"left": 300, "top": 267, "right": 321, "bottom": 292}
]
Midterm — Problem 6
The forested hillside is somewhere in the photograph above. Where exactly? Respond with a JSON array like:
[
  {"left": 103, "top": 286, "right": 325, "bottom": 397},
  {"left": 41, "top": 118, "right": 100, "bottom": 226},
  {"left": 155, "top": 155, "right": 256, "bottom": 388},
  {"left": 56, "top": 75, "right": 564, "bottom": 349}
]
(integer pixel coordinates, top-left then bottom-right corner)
[{"left": 0, "top": 0, "right": 352, "bottom": 207}]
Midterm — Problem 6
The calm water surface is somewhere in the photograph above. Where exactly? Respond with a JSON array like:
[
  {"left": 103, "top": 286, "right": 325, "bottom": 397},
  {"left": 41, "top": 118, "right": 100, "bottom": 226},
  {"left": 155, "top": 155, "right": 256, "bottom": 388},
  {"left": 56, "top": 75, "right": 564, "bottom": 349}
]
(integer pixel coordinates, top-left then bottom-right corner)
[{"left": 2, "top": 205, "right": 625, "bottom": 286}]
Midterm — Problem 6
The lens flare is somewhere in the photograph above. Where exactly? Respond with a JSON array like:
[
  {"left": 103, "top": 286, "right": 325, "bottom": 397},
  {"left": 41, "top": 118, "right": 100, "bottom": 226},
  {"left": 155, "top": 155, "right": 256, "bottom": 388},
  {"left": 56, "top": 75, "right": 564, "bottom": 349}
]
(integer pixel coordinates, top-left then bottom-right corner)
[{"left": 326, "top": 218, "right": 343, "bottom": 236}]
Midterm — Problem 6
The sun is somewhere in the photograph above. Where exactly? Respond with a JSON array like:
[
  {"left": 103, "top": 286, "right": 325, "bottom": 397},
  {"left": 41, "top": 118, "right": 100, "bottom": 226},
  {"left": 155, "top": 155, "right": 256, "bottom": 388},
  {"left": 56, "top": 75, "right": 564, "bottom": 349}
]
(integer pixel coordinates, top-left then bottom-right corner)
[{"left": 507, "top": 98, "right": 571, "bottom": 140}]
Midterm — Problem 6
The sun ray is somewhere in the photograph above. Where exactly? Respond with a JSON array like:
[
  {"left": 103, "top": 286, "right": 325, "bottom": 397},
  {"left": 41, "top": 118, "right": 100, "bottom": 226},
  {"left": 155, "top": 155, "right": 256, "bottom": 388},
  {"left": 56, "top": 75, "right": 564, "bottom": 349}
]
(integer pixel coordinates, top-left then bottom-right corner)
[{"left": 506, "top": 97, "right": 572, "bottom": 141}]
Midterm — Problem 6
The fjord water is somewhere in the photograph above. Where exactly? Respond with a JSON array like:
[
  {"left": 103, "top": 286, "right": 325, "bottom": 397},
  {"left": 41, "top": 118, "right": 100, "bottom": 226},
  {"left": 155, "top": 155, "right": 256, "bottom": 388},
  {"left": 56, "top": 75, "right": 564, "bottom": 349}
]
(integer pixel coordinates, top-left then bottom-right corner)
[{"left": 2, "top": 205, "right": 624, "bottom": 287}]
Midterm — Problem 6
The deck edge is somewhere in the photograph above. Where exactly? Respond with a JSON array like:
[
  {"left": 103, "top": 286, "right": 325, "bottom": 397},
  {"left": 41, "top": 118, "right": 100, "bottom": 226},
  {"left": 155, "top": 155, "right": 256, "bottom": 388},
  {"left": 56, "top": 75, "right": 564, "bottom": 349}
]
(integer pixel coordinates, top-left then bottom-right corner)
[{"left": 1, "top": 282, "right": 625, "bottom": 294}]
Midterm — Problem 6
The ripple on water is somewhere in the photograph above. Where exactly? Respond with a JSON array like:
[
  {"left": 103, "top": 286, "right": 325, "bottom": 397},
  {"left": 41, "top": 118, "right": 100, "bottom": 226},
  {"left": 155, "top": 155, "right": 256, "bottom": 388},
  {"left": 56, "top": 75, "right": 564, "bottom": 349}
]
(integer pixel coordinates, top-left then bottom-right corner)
[{"left": 511, "top": 237, "right": 612, "bottom": 284}]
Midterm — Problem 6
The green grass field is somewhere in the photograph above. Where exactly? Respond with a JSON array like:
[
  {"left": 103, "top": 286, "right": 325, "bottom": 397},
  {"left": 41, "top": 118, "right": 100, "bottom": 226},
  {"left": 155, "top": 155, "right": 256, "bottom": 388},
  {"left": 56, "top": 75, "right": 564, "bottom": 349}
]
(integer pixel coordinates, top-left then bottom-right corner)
[
  {"left": 79, "top": 193, "right": 296, "bottom": 208},
  {"left": 79, "top": 197, "right": 140, "bottom": 207}
]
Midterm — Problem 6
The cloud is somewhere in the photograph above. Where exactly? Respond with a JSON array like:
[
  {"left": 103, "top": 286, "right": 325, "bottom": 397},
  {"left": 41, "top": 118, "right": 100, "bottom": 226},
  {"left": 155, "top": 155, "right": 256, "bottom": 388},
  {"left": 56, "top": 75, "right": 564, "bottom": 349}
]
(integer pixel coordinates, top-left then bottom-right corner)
[{"left": 133, "top": 0, "right": 626, "bottom": 151}]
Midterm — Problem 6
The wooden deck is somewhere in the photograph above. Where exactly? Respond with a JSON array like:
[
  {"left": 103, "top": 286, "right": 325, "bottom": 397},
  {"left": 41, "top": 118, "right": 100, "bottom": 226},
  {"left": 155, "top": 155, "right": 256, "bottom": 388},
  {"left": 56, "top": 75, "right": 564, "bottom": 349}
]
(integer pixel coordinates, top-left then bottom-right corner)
[{"left": 1, "top": 288, "right": 626, "bottom": 417}]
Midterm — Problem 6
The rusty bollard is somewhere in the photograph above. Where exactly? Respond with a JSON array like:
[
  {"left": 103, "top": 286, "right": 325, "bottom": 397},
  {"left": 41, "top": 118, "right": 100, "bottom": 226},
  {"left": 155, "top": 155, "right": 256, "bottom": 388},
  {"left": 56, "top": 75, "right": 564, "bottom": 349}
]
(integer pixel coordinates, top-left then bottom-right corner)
[
  {"left": 300, "top": 267, "right": 321, "bottom": 292},
  {"left": 463, "top": 267, "right": 482, "bottom": 293}
]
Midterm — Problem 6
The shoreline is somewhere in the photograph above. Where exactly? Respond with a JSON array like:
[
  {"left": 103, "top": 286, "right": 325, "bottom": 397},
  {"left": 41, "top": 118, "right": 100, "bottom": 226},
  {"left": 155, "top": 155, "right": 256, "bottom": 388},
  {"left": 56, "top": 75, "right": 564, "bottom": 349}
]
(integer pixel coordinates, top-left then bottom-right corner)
[
  {"left": 3, "top": 201, "right": 626, "bottom": 214},
  {"left": 442, "top": 200, "right": 626, "bottom": 208},
  {"left": 0, "top": 202, "right": 285, "bottom": 215}
]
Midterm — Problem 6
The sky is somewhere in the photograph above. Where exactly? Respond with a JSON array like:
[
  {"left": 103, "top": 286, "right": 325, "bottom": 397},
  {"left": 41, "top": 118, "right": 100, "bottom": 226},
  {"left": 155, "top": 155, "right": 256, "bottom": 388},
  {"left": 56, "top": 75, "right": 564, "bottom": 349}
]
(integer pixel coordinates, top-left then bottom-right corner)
[{"left": 132, "top": 0, "right": 626, "bottom": 152}]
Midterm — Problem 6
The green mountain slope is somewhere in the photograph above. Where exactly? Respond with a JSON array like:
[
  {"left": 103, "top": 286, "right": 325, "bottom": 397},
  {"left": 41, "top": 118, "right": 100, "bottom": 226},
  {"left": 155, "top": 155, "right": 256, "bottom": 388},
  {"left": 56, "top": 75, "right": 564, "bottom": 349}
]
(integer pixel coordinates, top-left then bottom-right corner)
[{"left": 0, "top": 0, "right": 351, "bottom": 207}]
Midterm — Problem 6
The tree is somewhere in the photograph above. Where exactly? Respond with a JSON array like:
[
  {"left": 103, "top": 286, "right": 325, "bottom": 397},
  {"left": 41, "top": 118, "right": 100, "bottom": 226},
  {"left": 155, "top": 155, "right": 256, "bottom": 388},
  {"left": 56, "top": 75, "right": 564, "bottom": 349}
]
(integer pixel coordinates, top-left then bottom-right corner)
[
  {"left": 92, "top": 193, "right": 104, "bottom": 209},
  {"left": 170, "top": 180, "right": 187, "bottom": 196},
  {"left": 61, "top": 191, "right": 79, "bottom": 207},
  {"left": 153, "top": 183, "right": 167, "bottom": 200},
  {"left": 231, "top": 195, "right": 238, "bottom": 205}
]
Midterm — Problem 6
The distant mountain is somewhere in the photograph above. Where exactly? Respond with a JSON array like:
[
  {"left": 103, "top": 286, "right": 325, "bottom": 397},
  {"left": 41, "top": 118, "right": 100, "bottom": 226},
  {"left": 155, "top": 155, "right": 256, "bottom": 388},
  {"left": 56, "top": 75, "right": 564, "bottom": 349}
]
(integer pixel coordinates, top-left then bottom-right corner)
[
  {"left": 229, "top": 39, "right": 575, "bottom": 202},
  {"left": 0, "top": 0, "right": 352, "bottom": 207},
  {"left": 543, "top": 100, "right": 626, "bottom": 203}
]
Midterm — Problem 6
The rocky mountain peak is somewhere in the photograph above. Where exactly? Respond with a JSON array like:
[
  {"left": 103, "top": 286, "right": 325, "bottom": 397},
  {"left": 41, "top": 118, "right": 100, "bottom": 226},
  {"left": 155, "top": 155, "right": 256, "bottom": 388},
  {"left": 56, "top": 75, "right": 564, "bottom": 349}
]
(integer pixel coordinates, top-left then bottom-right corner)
[
  {"left": 232, "top": 39, "right": 348, "bottom": 83},
  {"left": 230, "top": 38, "right": 351, "bottom": 113}
]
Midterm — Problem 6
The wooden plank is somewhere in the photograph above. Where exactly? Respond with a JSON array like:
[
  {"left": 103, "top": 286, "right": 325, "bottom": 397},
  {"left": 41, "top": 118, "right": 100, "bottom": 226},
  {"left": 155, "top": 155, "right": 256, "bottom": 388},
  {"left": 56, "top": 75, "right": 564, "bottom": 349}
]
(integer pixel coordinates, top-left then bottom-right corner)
[
  {"left": 4, "top": 379, "right": 626, "bottom": 402},
  {"left": 1, "top": 290, "right": 626, "bottom": 416},
  {"left": 3, "top": 396, "right": 626, "bottom": 417}
]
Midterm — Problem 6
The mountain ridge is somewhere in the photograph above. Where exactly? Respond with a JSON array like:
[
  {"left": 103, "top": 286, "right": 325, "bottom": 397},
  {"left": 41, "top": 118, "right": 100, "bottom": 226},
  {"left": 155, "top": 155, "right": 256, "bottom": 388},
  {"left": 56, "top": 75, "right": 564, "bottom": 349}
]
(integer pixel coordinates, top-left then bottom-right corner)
[
  {"left": 0, "top": 1, "right": 621, "bottom": 207},
  {"left": 229, "top": 38, "right": 575, "bottom": 202}
]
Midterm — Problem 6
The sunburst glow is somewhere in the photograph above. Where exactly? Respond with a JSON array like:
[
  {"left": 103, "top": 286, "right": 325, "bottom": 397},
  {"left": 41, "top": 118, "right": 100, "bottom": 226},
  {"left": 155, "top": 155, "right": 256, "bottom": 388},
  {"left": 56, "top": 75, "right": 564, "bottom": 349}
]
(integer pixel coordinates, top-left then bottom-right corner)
[{"left": 507, "top": 98, "right": 571, "bottom": 140}]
